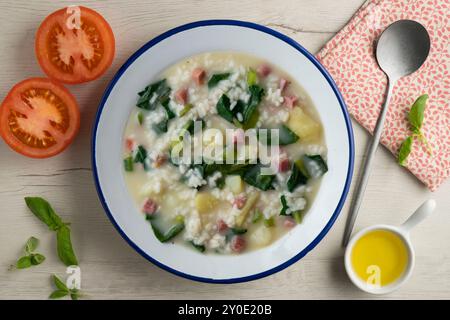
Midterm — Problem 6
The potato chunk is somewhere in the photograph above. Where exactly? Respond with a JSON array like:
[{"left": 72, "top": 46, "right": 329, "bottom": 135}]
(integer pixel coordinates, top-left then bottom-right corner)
[
  {"left": 287, "top": 107, "right": 321, "bottom": 140},
  {"left": 225, "top": 175, "right": 244, "bottom": 195},
  {"left": 195, "top": 192, "right": 219, "bottom": 214},
  {"left": 249, "top": 225, "right": 273, "bottom": 247}
]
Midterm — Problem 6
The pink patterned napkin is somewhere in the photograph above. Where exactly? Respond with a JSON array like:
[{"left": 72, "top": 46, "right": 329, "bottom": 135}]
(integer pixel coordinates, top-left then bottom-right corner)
[{"left": 317, "top": 0, "right": 450, "bottom": 191}]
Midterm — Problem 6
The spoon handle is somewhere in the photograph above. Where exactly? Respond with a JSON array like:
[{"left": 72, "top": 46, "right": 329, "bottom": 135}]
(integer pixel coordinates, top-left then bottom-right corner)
[{"left": 342, "top": 79, "right": 395, "bottom": 247}]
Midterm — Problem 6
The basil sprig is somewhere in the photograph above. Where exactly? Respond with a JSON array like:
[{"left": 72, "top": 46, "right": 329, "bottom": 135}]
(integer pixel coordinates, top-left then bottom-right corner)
[
  {"left": 398, "top": 94, "right": 432, "bottom": 166},
  {"left": 24, "top": 197, "right": 78, "bottom": 266},
  {"left": 49, "top": 275, "right": 82, "bottom": 300},
  {"left": 15, "top": 236, "right": 45, "bottom": 269}
]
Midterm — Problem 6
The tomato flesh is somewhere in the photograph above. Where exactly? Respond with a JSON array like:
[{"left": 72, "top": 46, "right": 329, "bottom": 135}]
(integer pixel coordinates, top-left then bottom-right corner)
[
  {"left": 36, "top": 6, "right": 115, "bottom": 84},
  {"left": 0, "top": 78, "right": 80, "bottom": 158}
]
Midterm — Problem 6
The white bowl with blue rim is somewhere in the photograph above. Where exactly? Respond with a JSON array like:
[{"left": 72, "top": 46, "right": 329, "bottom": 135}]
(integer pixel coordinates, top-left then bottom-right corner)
[{"left": 92, "top": 20, "right": 354, "bottom": 283}]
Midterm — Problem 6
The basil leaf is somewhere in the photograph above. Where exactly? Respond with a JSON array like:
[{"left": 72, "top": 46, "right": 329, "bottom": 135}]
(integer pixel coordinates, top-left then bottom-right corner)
[
  {"left": 24, "top": 197, "right": 64, "bottom": 231},
  {"left": 70, "top": 292, "right": 79, "bottom": 300},
  {"left": 16, "top": 256, "right": 32, "bottom": 269},
  {"left": 243, "top": 164, "right": 275, "bottom": 191},
  {"left": 137, "top": 79, "right": 171, "bottom": 110},
  {"left": 408, "top": 94, "right": 428, "bottom": 131},
  {"left": 287, "top": 162, "right": 308, "bottom": 192},
  {"left": 208, "top": 73, "right": 230, "bottom": 88},
  {"left": 398, "top": 136, "right": 413, "bottom": 166},
  {"left": 49, "top": 290, "right": 69, "bottom": 299},
  {"left": 25, "top": 236, "right": 39, "bottom": 254},
  {"left": 243, "top": 85, "right": 264, "bottom": 124},
  {"left": 53, "top": 274, "right": 69, "bottom": 291},
  {"left": 56, "top": 225, "right": 78, "bottom": 266},
  {"left": 30, "top": 253, "right": 45, "bottom": 265},
  {"left": 216, "top": 94, "right": 234, "bottom": 122}
]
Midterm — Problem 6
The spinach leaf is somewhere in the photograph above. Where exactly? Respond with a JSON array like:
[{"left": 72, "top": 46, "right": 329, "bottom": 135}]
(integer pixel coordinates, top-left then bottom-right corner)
[
  {"left": 190, "top": 241, "right": 206, "bottom": 253},
  {"left": 398, "top": 136, "right": 413, "bottom": 166},
  {"left": 408, "top": 94, "right": 428, "bottom": 131},
  {"left": 24, "top": 197, "right": 64, "bottom": 231},
  {"left": 279, "top": 125, "right": 299, "bottom": 145},
  {"left": 216, "top": 94, "right": 234, "bottom": 122},
  {"left": 243, "top": 164, "right": 275, "bottom": 191},
  {"left": 133, "top": 145, "right": 149, "bottom": 170},
  {"left": 242, "top": 85, "right": 264, "bottom": 125},
  {"left": 208, "top": 73, "right": 230, "bottom": 88},
  {"left": 287, "top": 162, "right": 308, "bottom": 192},
  {"left": 280, "top": 195, "right": 289, "bottom": 216},
  {"left": 137, "top": 79, "right": 171, "bottom": 110},
  {"left": 150, "top": 220, "right": 185, "bottom": 243},
  {"left": 152, "top": 119, "right": 169, "bottom": 134},
  {"left": 302, "top": 155, "right": 328, "bottom": 178},
  {"left": 230, "top": 227, "right": 247, "bottom": 235},
  {"left": 56, "top": 225, "right": 78, "bottom": 266}
]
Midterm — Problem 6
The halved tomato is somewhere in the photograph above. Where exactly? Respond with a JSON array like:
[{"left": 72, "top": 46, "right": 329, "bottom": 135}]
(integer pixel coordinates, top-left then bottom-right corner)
[
  {"left": 35, "top": 6, "right": 115, "bottom": 84},
  {"left": 0, "top": 78, "right": 80, "bottom": 158}
]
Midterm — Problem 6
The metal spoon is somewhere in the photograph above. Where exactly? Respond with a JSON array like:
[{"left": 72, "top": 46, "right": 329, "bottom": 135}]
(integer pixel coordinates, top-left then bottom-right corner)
[{"left": 342, "top": 20, "right": 430, "bottom": 247}]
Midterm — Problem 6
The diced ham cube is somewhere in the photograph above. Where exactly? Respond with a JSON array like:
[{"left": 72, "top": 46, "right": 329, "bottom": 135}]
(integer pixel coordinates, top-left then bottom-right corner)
[
  {"left": 278, "top": 157, "right": 290, "bottom": 172},
  {"left": 283, "top": 217, "right": 296, "bottom": 229},
  {"left": 217, "top": 219, "right": 229, "bottom": 233},
  {"left": 192, "top": 68, "right": 206, "bottom": 86},
  {"left": 257, "top": 64, "right": 271, "bottom": 77},
  {"left": 125, "top": 138, "right": 135, "bottom": 152},
  {"left": 232, "top": 128, "right": 245, "bottom": 145},
  {"left": 284, "top": 95, "right": 298, "bottom": 108},
  {"left": 230, "top": 235, "right": 246, "bottom": 253},
  {"left": 175, "top": 88, "right": 188, "bottom": 104},
  {"left": 154, "top": 154, "right": 167, "bottom": 168},
  {"left": 142, "top": 198, "right": 158, "bottom": 216},
  {"left": 233, "top": 195, "right": 247, "bottom": 209},
  {"left": 279, "top": 78, "right": 289, "bottom": 92}
]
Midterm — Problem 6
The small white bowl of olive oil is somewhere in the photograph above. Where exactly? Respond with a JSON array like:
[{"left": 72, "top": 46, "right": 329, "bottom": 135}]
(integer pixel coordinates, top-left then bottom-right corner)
[{"left": 344, "top": 199, "right": 436, "bottom": 295}]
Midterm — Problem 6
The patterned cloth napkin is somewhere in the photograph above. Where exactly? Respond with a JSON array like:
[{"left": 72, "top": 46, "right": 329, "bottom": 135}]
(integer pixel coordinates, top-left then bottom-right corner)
[{"left": 316, "top": 0, "right": 450, "bottom": 191}]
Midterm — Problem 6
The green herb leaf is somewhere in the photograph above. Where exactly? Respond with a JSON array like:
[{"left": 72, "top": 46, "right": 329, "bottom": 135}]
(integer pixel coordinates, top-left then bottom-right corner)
[
  {"left": 152, "top": 119, "right": 169, "bottom": 134},
  {"left": 49, "top": 290, "right": 69, "bottom": 299},
  {"left": 56, "top": 225, "right": 78, "bottom": 266},
  {"left": 247, "top": 68, "right": 258, "bottom": 86},
  {"left": 208, "top": 73, "right": 230, "bottom": 88},
  {"left": 230, "top": 227, "right": 247, "bottom": 235},
  {"left": 280, "top": 195, "right": 289, "bottom": 216},
  {"left": 24, "top": 197, "right": 64, "bottom": 231},
  {"left": 302, "top": 155, "right": 328, "bottom": 179},
  {"left": 16, "top": 256, "right": 32, "bottom": 269},
  {"left": 216, "top": 94, "right": 234, "bottom": 123},
  {"left": 252, "top": 210, "right": 263, "bottom": 223},
  {"left": 133, "top": 145, "right": 149, "bottom": 170},
  {"left": 242, "top": 164, "right": 275, "bottom": 191},
  {"left": 279, "top": 125, "right": 299, "bottom": 145},
  {"left": 190, "top": 241, "right": 206, "bottom": 253},
  {"left": 242, "top": 85, "right": 264, "bottom": 125},
  {"left": 137, "top": 112, "right": 144, "bottom": 125},
  {"left": 264, "top": 216, "right": 275, "bottom": 227},
  {"left": 398, "top": 136, "right": 413, "bottom": 166},
  {"left": 408, "top": 94, "right": 428, "bottom": 131},
  {"left": 53, "top": 274, "right": 69, "bottom": 291},
  {"left": 30, "top": 253, "right": 46, "bottom": 266},
  {"left": 150, "top": 220, "right": 185, "bottom": 243},
  {"left": 137, "top": 79, "right": 171, "bottom": 110},
  {"left": 25, "top": 236, "right": 39, "bottom": 254},
  {"left": 287, "top": 162, "right": 308, "bottom": 192},
  {"left": 123, "top": 156, "right": 134, "bottom": 172},
  {"left": 70, "top": 292, "right": 79, "bottom": 300}
]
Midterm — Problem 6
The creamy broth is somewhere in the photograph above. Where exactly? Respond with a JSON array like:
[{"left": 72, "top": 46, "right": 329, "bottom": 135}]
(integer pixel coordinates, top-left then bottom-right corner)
[{"left": 123, "top": 52, "right": 327, "bottom": 254}]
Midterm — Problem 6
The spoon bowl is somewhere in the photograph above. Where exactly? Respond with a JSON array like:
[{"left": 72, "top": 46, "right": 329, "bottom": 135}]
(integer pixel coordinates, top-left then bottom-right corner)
[{"left": 376, "top": 20, "right": 430, "bottom": 79}]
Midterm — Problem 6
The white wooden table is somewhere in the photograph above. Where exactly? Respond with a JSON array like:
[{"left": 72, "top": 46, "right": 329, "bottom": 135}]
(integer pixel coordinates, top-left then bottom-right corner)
[{"left": 1, "top": 0, "right": 449, "bottom": 300}]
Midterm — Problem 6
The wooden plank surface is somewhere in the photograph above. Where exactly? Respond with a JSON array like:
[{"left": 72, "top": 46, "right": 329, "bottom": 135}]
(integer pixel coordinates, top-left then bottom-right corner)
[{"left": 0, "top": 0, "right": 449, "bottom": 299}]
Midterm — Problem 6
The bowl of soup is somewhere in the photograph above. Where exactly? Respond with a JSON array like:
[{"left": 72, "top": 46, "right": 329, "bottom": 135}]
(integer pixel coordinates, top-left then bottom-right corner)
[{"left": 92, "top": 20, "right": 354, "bottom": 283}]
